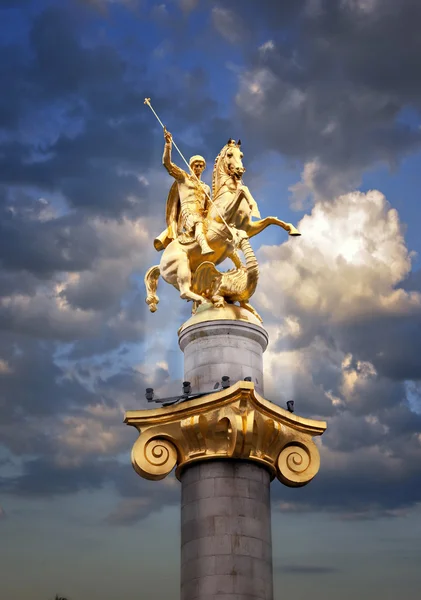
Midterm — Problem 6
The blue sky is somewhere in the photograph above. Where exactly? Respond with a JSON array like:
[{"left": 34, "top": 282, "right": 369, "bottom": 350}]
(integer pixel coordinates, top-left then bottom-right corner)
[{"left": 1, "top": 1, "right": 421, "bottom": 599}]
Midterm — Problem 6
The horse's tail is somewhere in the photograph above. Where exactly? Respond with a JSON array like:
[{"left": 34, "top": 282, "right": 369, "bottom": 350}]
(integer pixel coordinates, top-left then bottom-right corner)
[{"left": 144, "top": 265, "right": 160, "bottom": 312}]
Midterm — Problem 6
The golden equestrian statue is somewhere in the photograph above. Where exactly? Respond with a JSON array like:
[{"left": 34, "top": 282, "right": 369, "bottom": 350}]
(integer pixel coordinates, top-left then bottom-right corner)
[{"left": 143, "top": 98, "right": 300, "bottom": 316}]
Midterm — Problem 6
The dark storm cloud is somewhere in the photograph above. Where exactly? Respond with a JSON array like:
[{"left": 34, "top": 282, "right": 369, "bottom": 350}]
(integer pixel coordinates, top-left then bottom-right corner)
[
  {"left": 257, "top": 189, "right": 421, "bottom": 517},
  {"left": 0, "top": 4, "right": 229, "bottom": 217},
  {"left": 0, "top": 424, "right": 178, "bottom": 522},
  {"left": 224, "top": 0, "right": 421, "bottom": 199},
  {"left": 272, "top": 311, "right": 421, "bottom": 390},
  {"left": 274, "top": 451, "right": 421, "bottom": 517},
  {"left": 0, "top": 270, "right": 41, "bottom": 297},
  {"left": 0, "top": 199, "right": 99, "bottom": 276},
  {"left": 336, "top": 317, "right": 421, "bottom": 382},
  {"left": 108, "top": 464, "right": 180, "bottom": 524},
  {"left": 61, "top": 266, "right": 134, "bottom": 312},
  {"left": 0, "top": 337, "right": 98, "bottom": 422},
  {"left": 0, "top": 456, "right": 118, "bottom": 496},
  {"left": 402, "top": 269, "right": 421, "bottom": 293},
  {"left": 0, "top": 5, "right": 133, "bottom": 131},
  {"left": 0, "top": 5, "right": 160, "bottom": 216},
  {"left": 29, "top": 8, "right": 124, "bottom": 98},
  {"left": 1, "top": 0, "right": 421, "bottom": 525},
  {"left": 65, "top": 317, "right": 145, "bottom": 359},
  {"left": 268, "top": 368, "right": 421, "bottom": 517}
]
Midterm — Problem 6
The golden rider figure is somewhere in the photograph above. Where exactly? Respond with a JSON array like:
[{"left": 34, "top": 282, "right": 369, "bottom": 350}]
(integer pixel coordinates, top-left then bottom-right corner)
[{"left": 153, "top": 128, "right": 213, "bottom": 255}]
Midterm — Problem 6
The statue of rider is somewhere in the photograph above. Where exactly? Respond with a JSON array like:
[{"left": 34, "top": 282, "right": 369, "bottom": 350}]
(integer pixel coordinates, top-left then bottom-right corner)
[{"left": 153, "top": 128, "right": 213, "bottom": 255}]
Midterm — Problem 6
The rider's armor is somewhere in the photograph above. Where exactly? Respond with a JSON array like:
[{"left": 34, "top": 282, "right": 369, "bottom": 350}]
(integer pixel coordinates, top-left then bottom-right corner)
[
  {"left": 179, "top": 180, "right": 208, "bottom": 233},
  {"left": 158, "top": 142, "right": 213, "bottom": 254}
]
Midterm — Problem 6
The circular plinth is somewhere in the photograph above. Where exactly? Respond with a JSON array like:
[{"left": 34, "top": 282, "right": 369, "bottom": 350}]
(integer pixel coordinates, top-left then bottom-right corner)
[
  {"left": 179, "top": 303, "right": 263, "bottom": 332},
  {"left": 178, "top": 305, "right": 268, "bottom": 395}
]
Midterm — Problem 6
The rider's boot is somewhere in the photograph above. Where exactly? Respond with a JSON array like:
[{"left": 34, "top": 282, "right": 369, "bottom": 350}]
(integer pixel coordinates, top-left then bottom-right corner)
[{"left": 195, "top": 224, "right": 213, "bottom": 255}]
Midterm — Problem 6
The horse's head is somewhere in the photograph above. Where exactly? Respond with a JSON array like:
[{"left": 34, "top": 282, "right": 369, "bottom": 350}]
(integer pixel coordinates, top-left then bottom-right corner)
[
  {"left": 221, "top": 139, "right": 245, "bottom": 180},
  {"left": 212, "top": 138, "right": 246, "bottom": 205}
]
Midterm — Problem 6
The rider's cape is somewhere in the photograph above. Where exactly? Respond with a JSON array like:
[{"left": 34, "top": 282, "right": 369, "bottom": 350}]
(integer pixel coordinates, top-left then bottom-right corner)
[{"left": 153, "top": 182, "right": 180, "bottom": 252}]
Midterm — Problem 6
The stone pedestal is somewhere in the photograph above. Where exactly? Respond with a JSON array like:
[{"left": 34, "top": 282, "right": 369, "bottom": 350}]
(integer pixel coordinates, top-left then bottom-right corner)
[
  {"left": 181, "top": 460, "right": 273, "bottom": 600},
  {"left": 179, "top": 305, "right": 268, "bottom": 395}
]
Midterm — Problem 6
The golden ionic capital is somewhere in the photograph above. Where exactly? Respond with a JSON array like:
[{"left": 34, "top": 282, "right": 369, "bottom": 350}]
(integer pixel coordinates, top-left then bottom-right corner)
[{"left": 124, "top": 381, "right": 326, "bottom": 487}]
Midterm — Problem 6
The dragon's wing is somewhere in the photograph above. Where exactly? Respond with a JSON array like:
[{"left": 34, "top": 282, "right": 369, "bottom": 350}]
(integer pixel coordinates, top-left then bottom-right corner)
[{"left": 192, "top": 261, "right": 222, "bottom": 296}]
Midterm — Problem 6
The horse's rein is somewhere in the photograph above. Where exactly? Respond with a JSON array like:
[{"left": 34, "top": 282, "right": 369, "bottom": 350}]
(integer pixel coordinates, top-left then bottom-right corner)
[{"left": 212, "top": 177, "right": 232, "bottom": 203}]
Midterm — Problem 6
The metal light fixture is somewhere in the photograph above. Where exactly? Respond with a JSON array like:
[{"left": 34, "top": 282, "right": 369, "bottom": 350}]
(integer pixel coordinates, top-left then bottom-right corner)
[
  {"left": 286, "top": 400, "right": 294, "bottom": 413},
  {"left": 221, "top": 375, "right": 230, "bottom": 389},
  {"left": 183, "top": 381, "right": 192, "bottom": 395}
]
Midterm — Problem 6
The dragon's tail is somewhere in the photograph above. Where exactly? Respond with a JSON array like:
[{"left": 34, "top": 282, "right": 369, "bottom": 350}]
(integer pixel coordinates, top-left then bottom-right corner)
[{"left": 144, "top": 265, "right": 160, "bottom": 312}]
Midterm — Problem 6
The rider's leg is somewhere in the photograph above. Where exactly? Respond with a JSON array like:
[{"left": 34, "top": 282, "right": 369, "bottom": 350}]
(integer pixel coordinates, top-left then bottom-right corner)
[{"left": 195, "top": 222, "right": 213, "bottom": 255}]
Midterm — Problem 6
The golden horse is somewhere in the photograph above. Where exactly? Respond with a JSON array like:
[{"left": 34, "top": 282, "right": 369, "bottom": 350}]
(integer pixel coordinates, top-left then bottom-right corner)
[{"left": 145, "top": 139, "right": 300, "bottom": 312}]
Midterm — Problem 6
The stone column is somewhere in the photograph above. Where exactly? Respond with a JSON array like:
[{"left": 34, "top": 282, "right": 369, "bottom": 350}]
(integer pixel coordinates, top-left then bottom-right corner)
[
  {"left": 181, "top": 460, "right": 273, "bottom": 600},
  {"left": 125, "top": 336, "right": 326, "bottom": 600},
  {"left": 178, "top": 305, "right": 268, "bottom": 395}
]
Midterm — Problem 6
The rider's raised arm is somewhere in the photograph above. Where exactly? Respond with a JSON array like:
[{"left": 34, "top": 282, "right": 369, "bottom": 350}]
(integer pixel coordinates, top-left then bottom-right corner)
[{"left": 163, "top": 129, "right": 185, "bottom": 182}]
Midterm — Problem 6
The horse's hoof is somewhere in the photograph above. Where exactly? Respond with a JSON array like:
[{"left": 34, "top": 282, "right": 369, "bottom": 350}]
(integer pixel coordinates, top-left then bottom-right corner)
[{"left": 288, "top": 225, "right": 301, "bottom": 236}]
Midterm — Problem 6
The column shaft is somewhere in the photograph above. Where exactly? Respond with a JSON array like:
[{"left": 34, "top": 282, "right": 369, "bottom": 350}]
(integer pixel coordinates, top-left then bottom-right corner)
[{"left": 180, "top": 460, "right": 273, "bottom": 600}]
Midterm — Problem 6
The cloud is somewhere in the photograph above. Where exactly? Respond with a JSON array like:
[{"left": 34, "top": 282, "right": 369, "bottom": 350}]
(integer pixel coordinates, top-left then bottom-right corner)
[
  {"left": 231, "top": 0, "right": 421, "bottom": 201},
  {"left": 0, "top": 6, "right": 165, "bottom": 217},
  {"left": 56, "top": 407, "right": 127, "bottom": 467},
  {"left": 0, "top": 198, "right": 152, "bottom": 344},
  {"left": 255, "top": 190, "right": 421, "bottom": 517},
  {"left": 212, "top": 7, "right": 246, "bottom": 44},
  {"left": 179, "top": 0, "right": 198, "bottom": 12},
  {"left": 289, "top": 160, "right": 362, "bottom": 209},
  {"left": 257, "top": 190, "right": 420, "bottom": 337},
  {"left": 259, "top": 40, "right": 275, "bottom": 55},
  {"left": 0, "top": 5, "right": 231, "bottom": 221},
  {"left": 1, "top": 456, "right": 118, "bottom": 497},
  {"left": 0, "top": 339, "right": 98, "bottom": 425},
  {"left": 1, "top": 0, "right": 421, "bottom": 528},
  {"left": 106, "top": 475, "right": 179, "bottom": 524}
]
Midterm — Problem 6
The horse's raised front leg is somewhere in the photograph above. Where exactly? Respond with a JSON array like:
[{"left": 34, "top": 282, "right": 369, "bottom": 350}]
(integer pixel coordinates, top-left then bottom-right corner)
[
  {"left": 237, "top": 185, "right": 261, "bottom": 219},
  {"left": 224, "top": 185, "right": 260, "bottom": 224},
  {"left": 245, "top": 217, "right": 300, "bottom": 239}
]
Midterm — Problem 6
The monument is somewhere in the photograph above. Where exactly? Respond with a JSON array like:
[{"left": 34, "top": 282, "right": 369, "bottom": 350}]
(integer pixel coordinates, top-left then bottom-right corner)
[{"left": 124, "top": 99, "right": 327, "bottom": 600}]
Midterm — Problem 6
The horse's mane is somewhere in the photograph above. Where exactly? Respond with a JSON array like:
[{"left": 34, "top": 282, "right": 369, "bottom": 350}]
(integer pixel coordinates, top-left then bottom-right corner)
[{"left": 212, "top": 139, "right": 240, "bottom": 199}]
